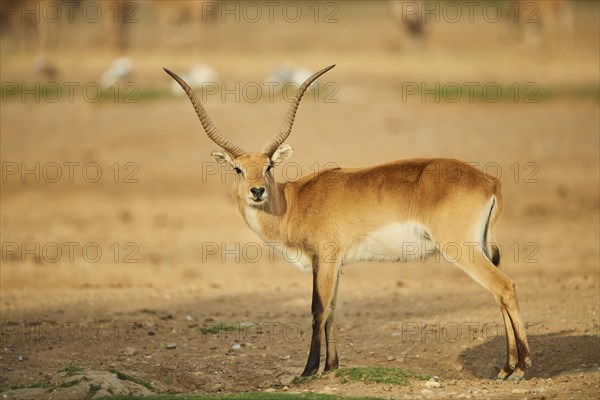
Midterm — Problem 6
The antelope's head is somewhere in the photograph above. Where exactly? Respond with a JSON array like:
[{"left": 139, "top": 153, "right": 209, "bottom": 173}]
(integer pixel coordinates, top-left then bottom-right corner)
[{"left": 164, "top": 65, "right": 335, "bottom": 208}]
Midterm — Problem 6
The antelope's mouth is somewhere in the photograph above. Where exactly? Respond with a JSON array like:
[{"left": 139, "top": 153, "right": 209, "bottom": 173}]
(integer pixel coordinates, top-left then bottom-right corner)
[{"left": 249, "top": 196, "right": 267, "bottom": 205}]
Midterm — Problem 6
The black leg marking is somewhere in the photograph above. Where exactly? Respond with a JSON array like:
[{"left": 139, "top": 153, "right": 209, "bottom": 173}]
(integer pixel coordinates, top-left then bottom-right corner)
[{"left": 301, "top": 267, "right": 323, "bottom": 376}]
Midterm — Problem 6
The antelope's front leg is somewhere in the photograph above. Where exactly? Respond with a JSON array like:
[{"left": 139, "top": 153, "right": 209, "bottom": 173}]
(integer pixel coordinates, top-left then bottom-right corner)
[
  {"left": 301, "top": 260, "right": 339, "bottom": 376},
  {"left": 324, "top": 270, "right": 341, "bottom": 371}
]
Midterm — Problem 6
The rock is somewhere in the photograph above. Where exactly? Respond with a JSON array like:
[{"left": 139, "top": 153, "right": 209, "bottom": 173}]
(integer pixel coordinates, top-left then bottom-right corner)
[
  {"left": 120, "top": 347, "right": 137, "bottom": 356},
  {"left": 280, "top": 375, "right": 295, "bottom": 386},
  {"left": 3, "top": 369, "right": 152, "bottom": 400},
  {"left": 231, "top": 343, "right": 241, "bottom": 351},
  {"left": 166, "top": 343, "right": 177, "bottom": 349},
  {"left": 387, "top": 355, "right": 396, "bottom": 361},
  {"left": 425, "top": 378, "right": 441, "bottom": 388}
]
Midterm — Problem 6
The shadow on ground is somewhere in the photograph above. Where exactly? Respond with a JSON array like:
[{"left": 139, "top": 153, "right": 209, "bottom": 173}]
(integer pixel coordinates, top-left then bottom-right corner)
[{"left": 460, "top": 333, "right": 600, "bottom": 379}]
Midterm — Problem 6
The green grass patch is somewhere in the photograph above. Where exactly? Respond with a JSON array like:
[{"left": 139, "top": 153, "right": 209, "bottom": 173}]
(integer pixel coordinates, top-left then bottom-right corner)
[
  {"left": 200, "top": 323, "right": 240, "bottom": 335},
  {"left": 60, "top": 364, "right": 84, "bottom": 376},
  {"left": 291, "top": 371, "right": 332, "bottom": 384},
  {"left": 89, "top": 383, "right": 102, "bottom": 394},
  {"left": 98, "top": 392, "right": 382, "bottom": 400},
  {"left": 335, "top": 367, "right": 429, "bottom": 386},
  {"left": 9, "top": 381, "right": 49, "bottom": 390},
  {"left": 108, "top": 369, "right": 154, "bottom": 391}
]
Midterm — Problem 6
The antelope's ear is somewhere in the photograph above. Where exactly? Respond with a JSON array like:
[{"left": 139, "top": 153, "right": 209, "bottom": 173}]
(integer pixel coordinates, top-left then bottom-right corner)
[
  {"left": 211, "top": 150, "right": 235, "bottom": 166},
  {"left": 270, "top": 144, "right": 293, "bottom": 166}
]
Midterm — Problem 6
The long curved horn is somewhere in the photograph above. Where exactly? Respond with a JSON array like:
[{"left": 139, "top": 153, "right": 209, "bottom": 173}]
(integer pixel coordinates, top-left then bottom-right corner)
[
  {"left": 261, "top": 64, "right": 335, "bottom": 156},
  {"left": 164, "top": 68, "right": 245, "bottom": 157}
]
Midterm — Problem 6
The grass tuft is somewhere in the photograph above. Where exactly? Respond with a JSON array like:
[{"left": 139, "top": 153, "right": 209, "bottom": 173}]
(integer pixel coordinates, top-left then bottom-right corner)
[
  {"left": 335, "top": 367, "right": 429, "bottom": 386},
  {"left": 200, "top": 323, "right": 240, "bottom": 335},
  {"left": 60, "top": 364, "right": 84, "bottom": 376},
  {"left": 108, "top": 369, "right": 154, "bottom": 391},
  {"left": 89, "top": 383, "right": 102, "bottom": 394}
]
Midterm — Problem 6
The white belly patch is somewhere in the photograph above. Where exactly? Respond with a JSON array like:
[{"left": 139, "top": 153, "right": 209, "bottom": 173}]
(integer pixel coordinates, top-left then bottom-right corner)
[{"left": 343, "top": 222, "right": 437, "bottom": 265}]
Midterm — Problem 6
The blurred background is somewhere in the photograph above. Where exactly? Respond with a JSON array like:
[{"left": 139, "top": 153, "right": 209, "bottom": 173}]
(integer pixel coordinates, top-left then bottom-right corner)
[
  {"left": 2, "top": 0, "right": 598, "bottom": 288},
  {"left": 0, "top": 0, "right": 598, "bottom": 395}
]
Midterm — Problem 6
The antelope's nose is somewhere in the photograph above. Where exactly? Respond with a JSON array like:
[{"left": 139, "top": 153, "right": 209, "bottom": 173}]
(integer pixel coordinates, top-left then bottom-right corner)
[{"left": 250, "top": 187, "right": 265, "bottom": 198}]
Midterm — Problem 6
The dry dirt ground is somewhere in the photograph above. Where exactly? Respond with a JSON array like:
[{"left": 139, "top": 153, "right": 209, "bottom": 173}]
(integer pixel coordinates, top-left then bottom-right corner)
[{"left": 1, "top": 2, "right": 599, "bottom": 399}]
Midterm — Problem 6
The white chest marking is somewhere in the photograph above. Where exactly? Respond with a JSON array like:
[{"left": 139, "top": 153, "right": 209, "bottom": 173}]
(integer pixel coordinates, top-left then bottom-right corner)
[
  {"left": 269, "top": 242, "right": 313, "bottom": 272},
  {"left": 343, "top": 222, "right": 437, "bottom": 265},
  {"left": 244, "top": 207, "right": 312, "bottom": 272},
  {"left": 244, "top": 207, "right": 264, "bottom": 239}
]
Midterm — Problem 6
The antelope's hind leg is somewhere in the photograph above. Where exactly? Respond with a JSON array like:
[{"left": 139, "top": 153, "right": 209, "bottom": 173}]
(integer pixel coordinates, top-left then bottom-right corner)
[
  {"left": 450, "top": 248, "right": 532, "bottom": 380},
  {"left": 324, "top": 271, "right": 341, "bottom": 371}
]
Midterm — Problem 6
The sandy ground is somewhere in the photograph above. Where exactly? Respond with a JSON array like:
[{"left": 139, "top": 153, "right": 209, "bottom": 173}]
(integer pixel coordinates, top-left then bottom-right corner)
[{"left": 1, "top": 1, "right": 599, "bottom": 399}]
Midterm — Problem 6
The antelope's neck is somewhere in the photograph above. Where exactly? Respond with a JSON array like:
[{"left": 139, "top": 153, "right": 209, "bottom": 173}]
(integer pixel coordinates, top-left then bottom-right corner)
[{"left": 239, "top": 183, "right": 288, "bottom": 243}]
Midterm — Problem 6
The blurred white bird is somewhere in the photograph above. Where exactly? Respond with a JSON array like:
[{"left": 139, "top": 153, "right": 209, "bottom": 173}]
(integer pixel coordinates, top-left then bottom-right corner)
[
  {"left": 32, "top": 54, "right": 58, "bottom": 81},
  {"left": 100, "top": 57, "right": 133, "bottom": 88},
  {"left": 169, "top": 64, "right": 218, "bottom": 96},
  {"left": 263, "top": 64, "right": 317, "bottom": 94},
  {"left": 263, "top": 63, "right": 294, "bottom": 89}
]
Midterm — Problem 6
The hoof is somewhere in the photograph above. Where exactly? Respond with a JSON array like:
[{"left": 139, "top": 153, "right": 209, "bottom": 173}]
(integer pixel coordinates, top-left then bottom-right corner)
[{"left": 506, "top": 368, "right": 525, "bottom": 381}]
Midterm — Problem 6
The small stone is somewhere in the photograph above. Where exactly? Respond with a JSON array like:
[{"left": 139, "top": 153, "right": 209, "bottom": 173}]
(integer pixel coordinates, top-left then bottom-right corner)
[
  {"left": 231, "top": 343, "right": 241, "bottom": 351},
  {"left": 17, "top": 355, "right": 26, "bottom": 361},
  {"left": 147, "top": 330, "right": 156, "bottom": 336},
  {"left": 280, "top": 376, "right": 294, "bottom": 386},
  {"left": 387, "top": 356, "right": 396, "bottom": 361},
  {"left": 166, "top": 342, "right": 177, "bottom": 349},
  {"left": 121, "top": 347, "right": 137, "bottom": 356},
  {"left": 425, "top": 378, "right": 441, "bottom": 388}
]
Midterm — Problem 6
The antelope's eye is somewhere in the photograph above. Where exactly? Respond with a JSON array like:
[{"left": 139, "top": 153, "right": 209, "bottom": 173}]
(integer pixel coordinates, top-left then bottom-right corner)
[
  {"left": 234, "top": 167, "right": 242, "bottom": 174},
  {"left": 266, "top": 165, "right": 273, "bottom": 173}
]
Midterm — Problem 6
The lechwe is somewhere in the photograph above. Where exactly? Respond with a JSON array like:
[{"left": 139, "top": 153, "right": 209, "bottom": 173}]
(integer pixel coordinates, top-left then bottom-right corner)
[{"left": 164, "top": 65, "right": 531, "bottom": 380}]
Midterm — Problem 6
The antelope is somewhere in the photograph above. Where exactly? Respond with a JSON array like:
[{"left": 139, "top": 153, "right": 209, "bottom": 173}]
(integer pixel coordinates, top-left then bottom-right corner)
[{"left": 164, "top": 65, "right": 532, "bottom": 381}]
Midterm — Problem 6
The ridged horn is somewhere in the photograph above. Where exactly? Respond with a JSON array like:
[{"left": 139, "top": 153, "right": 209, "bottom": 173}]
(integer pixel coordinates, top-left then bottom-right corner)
[
  {"left": 261, "top": 64, "right": 335, "bottom": 156},
  {"left": 164, "top": 68, "right": 245, "bottom": 157}
]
